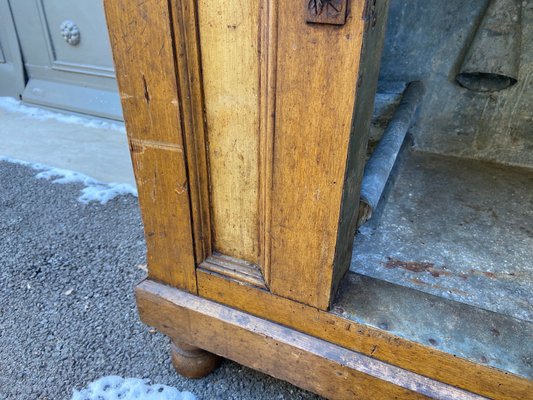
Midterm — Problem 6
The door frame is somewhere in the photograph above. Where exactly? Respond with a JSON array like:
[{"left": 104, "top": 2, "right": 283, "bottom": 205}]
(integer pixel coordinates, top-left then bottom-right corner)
[{"left": 0, "top": 0, "right": 25, "bottom": 98}]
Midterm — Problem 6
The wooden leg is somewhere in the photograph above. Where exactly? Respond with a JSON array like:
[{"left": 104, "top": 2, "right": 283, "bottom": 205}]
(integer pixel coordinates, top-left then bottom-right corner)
[{"left": 170, "top": 340, "right": 220, "bottom": 379}]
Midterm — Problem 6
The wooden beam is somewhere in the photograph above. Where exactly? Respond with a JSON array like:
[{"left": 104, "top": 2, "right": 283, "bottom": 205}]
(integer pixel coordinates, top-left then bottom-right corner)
[
  {"left": 268, "top": 0, "right": 390, "bottom": 309},
  {"left": 136, "top": 279, "right": 489, "bottom": 400},
  {"left": 196, "top": 270, "right": 533, "bottom": 400},
  {"left": 105, "top": 0, "right": 197, "bottom": 291}
]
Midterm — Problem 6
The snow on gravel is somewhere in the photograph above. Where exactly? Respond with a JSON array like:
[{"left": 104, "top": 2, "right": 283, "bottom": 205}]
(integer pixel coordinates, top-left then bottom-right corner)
[
  {"left": 0, "top": 156, "right": 137, "bottom": 204},
  {"left": 0, "top": 96, "right": 125, "bottom": 133},
  {"left": 72, "top": 376, "right": 196, "bottom": 400}
]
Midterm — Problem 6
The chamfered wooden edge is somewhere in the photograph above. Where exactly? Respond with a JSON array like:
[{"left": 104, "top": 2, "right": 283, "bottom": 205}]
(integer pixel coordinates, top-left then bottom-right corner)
[
  {"left": 195, "top": 270, "right": 533, "bottom": 400},
  {"left": 199, "top": 253, "right": 268, "bottom": 290},
  {"left": 330, "top": 0, "right": 391, "bottom": 308},
  {"left": 136, "top": 279, "right": 488, "bottom": 400},
  {"left": 168, "top": 0, "right": 212, "bottom": 265}
]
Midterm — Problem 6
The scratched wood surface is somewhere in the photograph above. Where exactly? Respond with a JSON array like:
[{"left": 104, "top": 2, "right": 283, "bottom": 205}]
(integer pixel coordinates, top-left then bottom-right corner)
[
  {"left": 137, "top": 280, "right": 441, "bottom": 400},
  {"left": 197, "top": 0, "right": 261, "bottom": 264},
  {"left": 197, "top": 270, "right": 533, "bottom": 400},
  {"left": 107, "top": 1, "right": 533, "bottom": 398},
  {"left": 106, "top": 0, "right": 390, "bottom": 305},
  {"left": 268, "top": 0, "right": 386, "bottom": 309},
  {"left": 105, "top": 0, "right": 197, "bottom": 292}
]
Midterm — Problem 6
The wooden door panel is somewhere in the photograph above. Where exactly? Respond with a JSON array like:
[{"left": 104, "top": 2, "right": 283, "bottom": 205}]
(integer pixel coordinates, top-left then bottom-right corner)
[
  {"left": 10, "top": 0, "right": 121, "bottom": 119},
  {"left": 0, "top": 0, "right": 25, "bottom": 97}
]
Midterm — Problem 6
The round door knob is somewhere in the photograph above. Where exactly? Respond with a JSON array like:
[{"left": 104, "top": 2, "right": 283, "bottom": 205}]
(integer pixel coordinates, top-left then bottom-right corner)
[{"left": 60, "top": 20, "right": 80, "bottom": 46}]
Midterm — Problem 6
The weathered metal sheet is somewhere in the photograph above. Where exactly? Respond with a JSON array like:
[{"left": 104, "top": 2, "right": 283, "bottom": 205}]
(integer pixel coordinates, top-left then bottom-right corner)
[{"left": 457, "top": 0, "right": 523, "bottom": 92}]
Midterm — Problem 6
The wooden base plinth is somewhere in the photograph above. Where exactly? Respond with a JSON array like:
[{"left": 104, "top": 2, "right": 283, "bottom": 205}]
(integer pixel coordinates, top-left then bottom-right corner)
[
  {"left": 135, "top": 279, "right": 489, "bottom": 400},
  {"left": 170, "top": 341, "right": 220, "bottom": 379}
]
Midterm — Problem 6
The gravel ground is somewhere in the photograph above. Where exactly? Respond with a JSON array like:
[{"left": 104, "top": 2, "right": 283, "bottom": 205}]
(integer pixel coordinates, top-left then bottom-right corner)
[{"left": 0, "top": 160, "right": 321, "bottom": 400}]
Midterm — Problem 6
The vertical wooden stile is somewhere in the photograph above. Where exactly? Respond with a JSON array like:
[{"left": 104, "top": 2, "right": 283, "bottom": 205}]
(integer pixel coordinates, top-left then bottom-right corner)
[{"left": 105, "top": 0, "right": 197, "bottom": 292}]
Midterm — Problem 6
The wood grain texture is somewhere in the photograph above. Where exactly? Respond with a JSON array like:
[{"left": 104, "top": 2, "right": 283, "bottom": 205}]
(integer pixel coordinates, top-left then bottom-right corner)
[
  {"left": 169, "top": 0, "right": 212, "bottom": 263},
  {"left": 108, "top": 2, "right": 533, "bottom": 398},
  {"left": 105, "top": 0, "right": 196, "bottom": 291},
  {"left": 197, "top": 270, "right": 533, "bottom": 400},
  {"left": 197, "top": 0, "right": 261, "bottom": 263},
  {"left": 170, "top": 340, "right": 220, "bottom": 379},
  {"left": 137, "top": 279, "right": 492, "bottom": 400},
  {"left": 258, "top": 0, "right": 278, "bottom": 283},
  {"left": 268, "top": 0, "right": 388, "bottom": 309},
  {"left": 199, "top": 252, "right": 267, "bottom": 289}
]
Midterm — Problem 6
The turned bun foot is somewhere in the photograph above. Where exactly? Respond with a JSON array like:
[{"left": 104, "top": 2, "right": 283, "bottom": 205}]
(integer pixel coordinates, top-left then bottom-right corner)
[{"left": 171, "top": 341, "right": 220, "bottom": 378}]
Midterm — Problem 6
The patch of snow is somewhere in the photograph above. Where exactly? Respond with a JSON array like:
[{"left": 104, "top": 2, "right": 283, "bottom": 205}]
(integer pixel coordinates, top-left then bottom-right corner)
[
  {"left": 0, "top": 96, "right": 125, "bottom": 133},
  {"left": 0, "top": 156, "right": 137, "bottom": 204},
  {"left": 79, "top": 183, "right": 138, "bottom": 204},
  {"left": 72, "top": 376, "right": 196, "bottom": 400}
]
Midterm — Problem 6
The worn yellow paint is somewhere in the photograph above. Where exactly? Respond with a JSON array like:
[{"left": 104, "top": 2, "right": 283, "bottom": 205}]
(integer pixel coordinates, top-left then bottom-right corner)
[{"left": 197, "top": 0, "right": 260, "bottom": 263}]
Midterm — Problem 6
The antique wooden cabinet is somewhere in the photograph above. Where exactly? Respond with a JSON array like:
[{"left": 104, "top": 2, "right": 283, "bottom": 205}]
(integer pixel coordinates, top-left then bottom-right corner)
[{"left": 105, "top": 0, "right": 532, "bottom": 398}]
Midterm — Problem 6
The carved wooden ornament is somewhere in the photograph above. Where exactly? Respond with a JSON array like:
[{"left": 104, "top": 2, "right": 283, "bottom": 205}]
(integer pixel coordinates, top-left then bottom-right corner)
[{"left": 306, "top": 0, "right": 348, "bottom": 25}]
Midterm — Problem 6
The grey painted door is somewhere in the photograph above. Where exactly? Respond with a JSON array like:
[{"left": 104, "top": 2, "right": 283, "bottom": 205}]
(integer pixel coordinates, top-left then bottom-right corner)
[
  {"left": 9, "top": 0, "right": 122, "bottom": 120},
  {"left": 0, "top": 0, "right": 25, "bottom": 97}
]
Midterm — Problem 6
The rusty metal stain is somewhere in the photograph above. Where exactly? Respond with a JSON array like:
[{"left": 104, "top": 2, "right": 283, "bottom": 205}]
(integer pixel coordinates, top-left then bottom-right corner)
[
  {"left": 384, "top": 258, "right": 520, "bottom": 284},
  {"left": 384, "top": 259, "right": 452, "bottom": 278}
]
